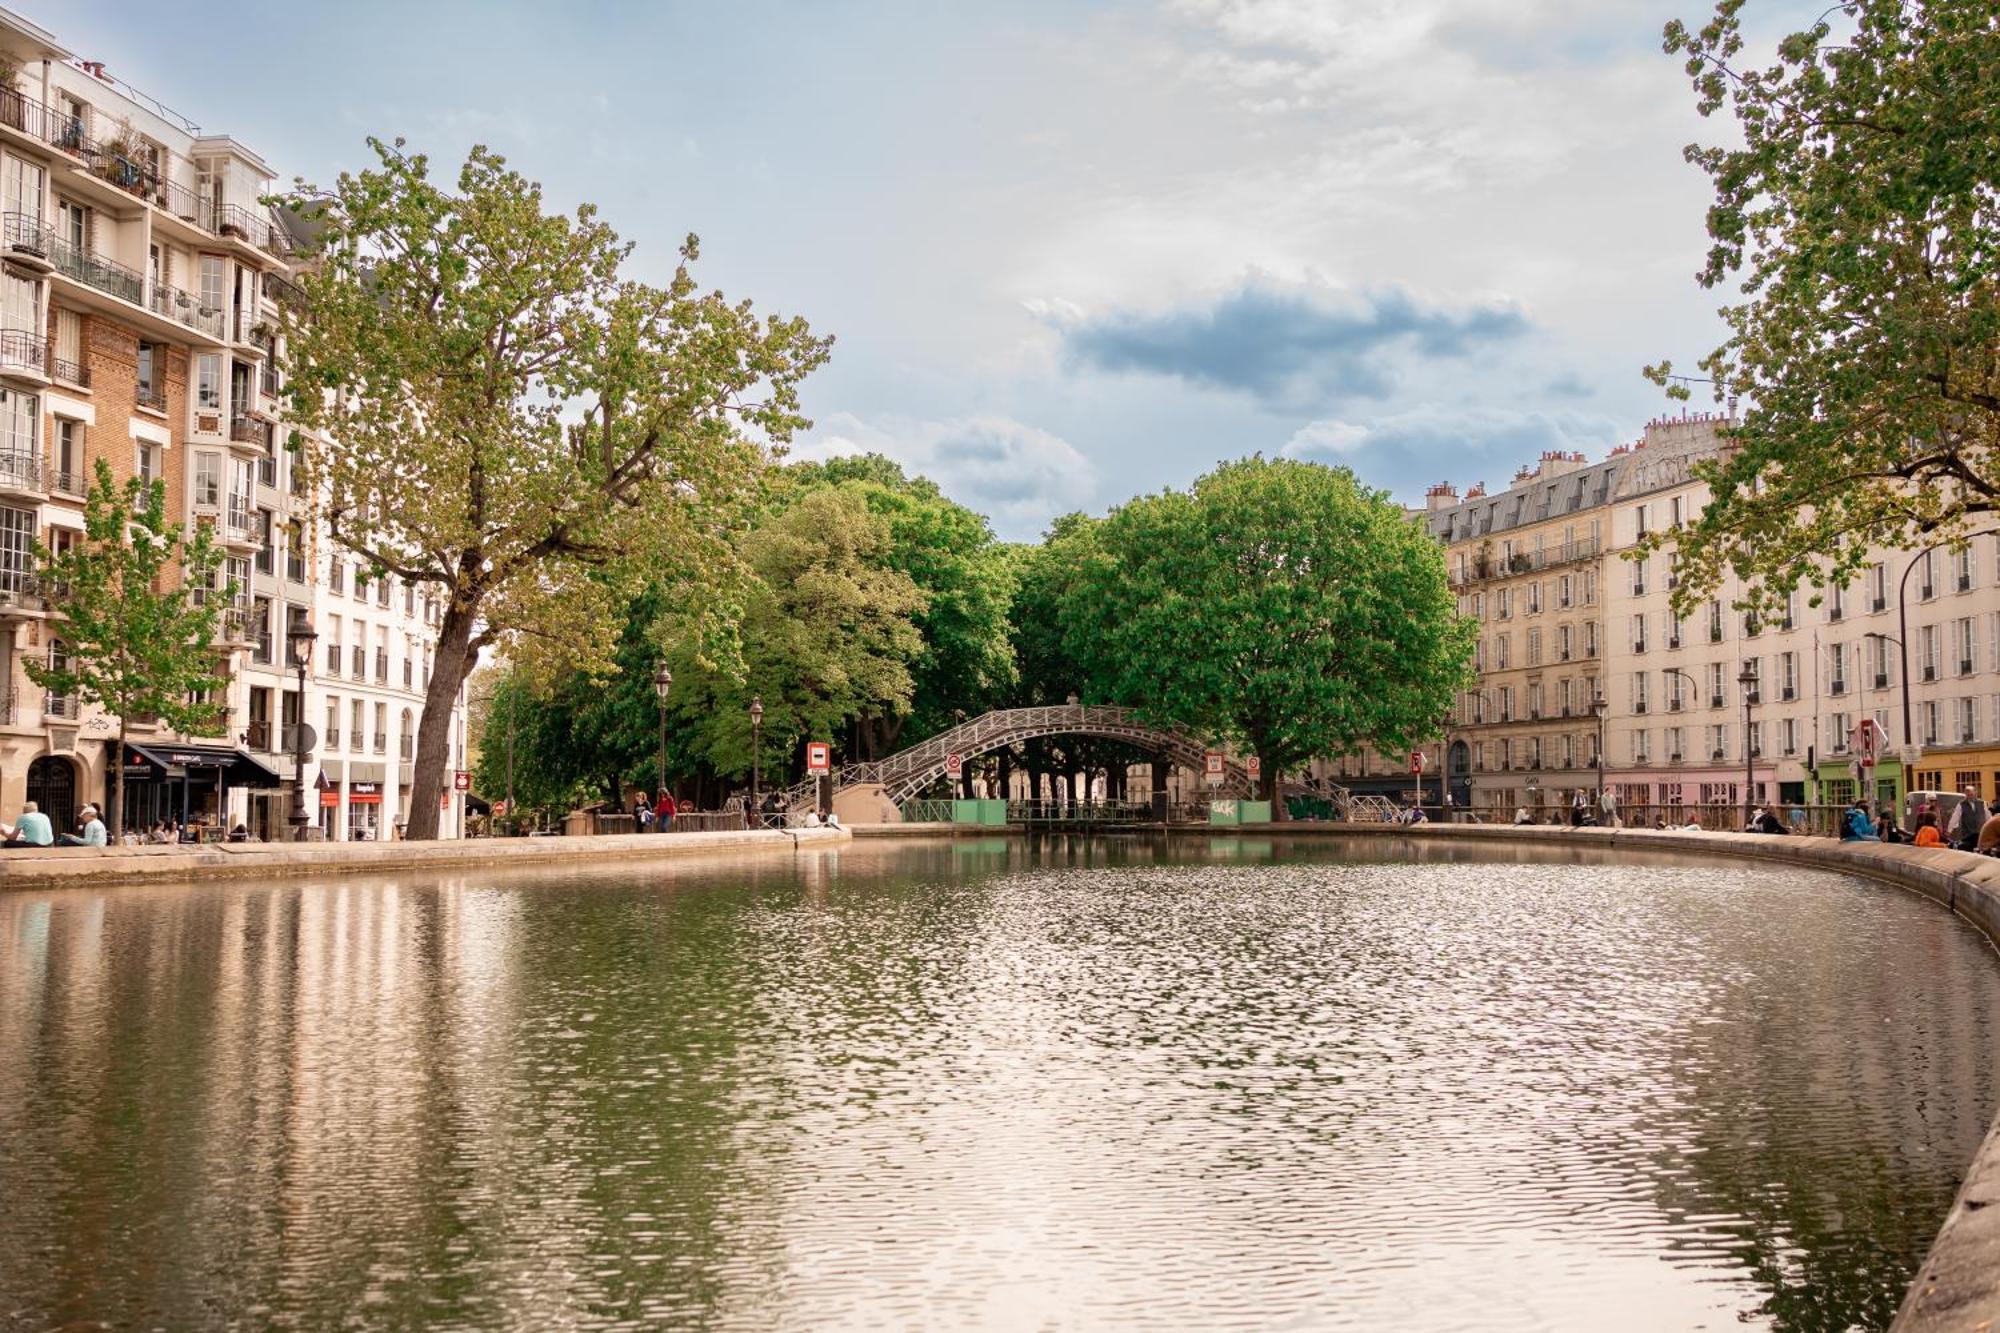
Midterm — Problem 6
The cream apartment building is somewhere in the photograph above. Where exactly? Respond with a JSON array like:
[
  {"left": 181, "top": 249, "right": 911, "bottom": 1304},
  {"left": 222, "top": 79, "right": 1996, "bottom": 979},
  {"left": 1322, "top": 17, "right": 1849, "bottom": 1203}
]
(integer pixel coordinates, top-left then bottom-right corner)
[{"left": 0, "top": 9, "right": 463, "bottom": 839}]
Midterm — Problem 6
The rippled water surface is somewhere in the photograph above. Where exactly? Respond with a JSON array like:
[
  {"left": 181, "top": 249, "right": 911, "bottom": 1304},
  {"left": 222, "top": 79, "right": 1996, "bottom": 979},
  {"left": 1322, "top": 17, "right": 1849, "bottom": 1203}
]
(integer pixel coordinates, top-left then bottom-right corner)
[{"left": 2, "top": 837, "right": 1998, "bottom": 1332}]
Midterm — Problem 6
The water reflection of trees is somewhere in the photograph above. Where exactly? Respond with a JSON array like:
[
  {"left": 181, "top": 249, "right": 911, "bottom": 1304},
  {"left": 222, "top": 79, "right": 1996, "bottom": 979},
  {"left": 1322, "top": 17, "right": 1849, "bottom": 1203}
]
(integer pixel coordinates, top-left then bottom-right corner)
[{"left": 1623, "top": 891, "right": 1999, "bottom": 1332}]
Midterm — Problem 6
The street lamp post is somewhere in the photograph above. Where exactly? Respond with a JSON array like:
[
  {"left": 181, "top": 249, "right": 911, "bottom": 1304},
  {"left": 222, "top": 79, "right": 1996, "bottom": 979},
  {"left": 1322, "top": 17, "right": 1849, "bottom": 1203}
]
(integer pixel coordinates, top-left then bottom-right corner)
[
  {"left": 1588, "top": 694, "right": 1608, "bottom": 811},
  {"left": 1738, "top": 663, "right": 1760, "bottom": 827},
  {"left": 748, "top": 696, "right": 764, "bottom": 828},
  {"left": 1662, "top": 667, "right": 1700, "bottom": 823},
  {"left": 286, "top": 615, "right": 317, "bottom": 842},
  {"left": 652, "top": 664, "right": 672, "bottom": 812}
]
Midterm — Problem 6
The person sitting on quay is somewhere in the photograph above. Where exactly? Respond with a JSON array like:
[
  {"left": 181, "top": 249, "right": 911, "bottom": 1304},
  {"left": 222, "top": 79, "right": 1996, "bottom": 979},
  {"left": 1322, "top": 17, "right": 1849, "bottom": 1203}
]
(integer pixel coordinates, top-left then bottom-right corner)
[
  {"left": 0, "top": 801, "right": 54, "bottom": 849},
  {"left": 54, "top": 805, "right": 107, "bottom": 848},
  {"left": 1840, "top": 800, "right": 1881, "bottom": 842},
  {"left": 1747, "top": 807, "right": 1788, "bottom": 835},
  {"left": 1514, "top": 807, "right": 1533, "bottom": 826}
]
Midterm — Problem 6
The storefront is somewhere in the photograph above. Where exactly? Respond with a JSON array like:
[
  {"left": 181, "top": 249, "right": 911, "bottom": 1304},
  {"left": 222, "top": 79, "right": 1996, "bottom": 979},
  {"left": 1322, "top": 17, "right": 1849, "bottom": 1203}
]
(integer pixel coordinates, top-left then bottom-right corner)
[
  {"left": 105, "top": 740, "right": 281, "bottom": 834},
  {"left": 346, "top": 781, "right": 383, "bottom": 840}
]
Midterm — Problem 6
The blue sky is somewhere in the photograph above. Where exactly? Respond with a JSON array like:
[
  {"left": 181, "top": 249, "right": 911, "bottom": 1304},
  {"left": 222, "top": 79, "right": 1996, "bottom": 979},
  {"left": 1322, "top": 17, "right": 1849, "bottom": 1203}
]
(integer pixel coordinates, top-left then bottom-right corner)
[{"left": 54, "top": 0, "right": 1796, "bottom": 539}]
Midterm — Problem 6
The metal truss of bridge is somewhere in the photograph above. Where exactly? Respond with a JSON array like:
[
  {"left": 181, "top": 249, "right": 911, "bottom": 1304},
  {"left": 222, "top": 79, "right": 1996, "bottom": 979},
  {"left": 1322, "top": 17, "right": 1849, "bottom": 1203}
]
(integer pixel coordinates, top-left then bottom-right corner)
[{"left": 780, "top": 703, "right": 1262, "bottom": 807}]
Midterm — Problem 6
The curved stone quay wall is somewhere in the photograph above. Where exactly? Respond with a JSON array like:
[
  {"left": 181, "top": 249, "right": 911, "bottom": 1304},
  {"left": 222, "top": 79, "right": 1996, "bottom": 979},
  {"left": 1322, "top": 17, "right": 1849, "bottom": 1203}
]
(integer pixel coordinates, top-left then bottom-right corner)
[
  {"left": 1221, "top": 821, "right": 2000, "bottom": 1333},
  {"left": 0, "top": 826, "right": 852, "bottom": 892}
]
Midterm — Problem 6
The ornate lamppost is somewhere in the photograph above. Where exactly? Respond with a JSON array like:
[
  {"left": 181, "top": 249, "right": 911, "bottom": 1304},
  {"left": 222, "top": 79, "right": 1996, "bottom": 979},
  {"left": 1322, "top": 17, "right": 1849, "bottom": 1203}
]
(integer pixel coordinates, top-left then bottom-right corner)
[
  {"left": 652, "top": 663, "right": 672, "bottom": 812},
  {"left": 749, "top": 695, "right": 764, "bottom": 827},
  {"left": 1589, "top": 693, "right": 1608, "bottom": 811},
  {"left": 286, "top": 614, "right": 317, "bottom": 841},
  {"left": 1739, "top": 663, "right": 1760, "bottom": 827}
]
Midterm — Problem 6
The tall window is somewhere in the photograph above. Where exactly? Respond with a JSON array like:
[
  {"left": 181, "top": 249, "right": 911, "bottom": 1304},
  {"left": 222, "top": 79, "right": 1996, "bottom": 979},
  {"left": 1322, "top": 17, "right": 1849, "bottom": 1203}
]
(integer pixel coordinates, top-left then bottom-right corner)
[
  {"left": 192, "top": 452, "right": 222, "bottom": 507},
  {"left": 0, "top": 389, "right": 35, "bottom": 460},
  {"left": 53, "top": 419, "right": 82, "bottom": 494},
  {"left": 199, "top": 255, "right": 227, "bottom": 316},
  {"left": 0, "top": 506, "right": 32, "bottom": 591},
  {"left": 2, "top": 268, "right": 38, "bottom": 339},
  {"left": 135, "top": 441, "right": 159, "bottom": 487},
  {"left": 136, "top": 342, "right": 162, "bottom": 405},
  {"left": 3, "top": 155, "right": 43, "bottom": 227},
  {"left": 196, "top": 352, "right": 223, "bottom": 411}
]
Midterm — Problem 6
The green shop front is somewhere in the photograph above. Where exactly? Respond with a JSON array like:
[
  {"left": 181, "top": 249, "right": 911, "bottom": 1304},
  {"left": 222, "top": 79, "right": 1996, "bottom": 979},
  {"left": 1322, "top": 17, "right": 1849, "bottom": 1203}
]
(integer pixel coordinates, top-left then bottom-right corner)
[{"left": 1808, "top": 756, "right": 1906, "bottom": 811}]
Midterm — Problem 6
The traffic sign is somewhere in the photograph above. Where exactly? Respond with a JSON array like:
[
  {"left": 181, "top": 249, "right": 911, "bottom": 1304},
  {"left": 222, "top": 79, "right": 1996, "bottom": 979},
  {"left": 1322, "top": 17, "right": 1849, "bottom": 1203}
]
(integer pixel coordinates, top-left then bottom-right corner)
[
  {"left": 945, "top": 752, "right": 963, "bottom": 778},
  {"left": 1204, "top": 751, "right": 1225, "bottom": 787},
  {"left": 1411, "top": 750, "right": 1426, "bottom": 774},
  {"left": 1246, "top": 755, "right": 1260, "bottom": 780},
  {"left": 807, "top": 741, "right": 831, "bottom": 773},
  {"left": 453, "top": 770, "right": 472, "bottom": 792}
]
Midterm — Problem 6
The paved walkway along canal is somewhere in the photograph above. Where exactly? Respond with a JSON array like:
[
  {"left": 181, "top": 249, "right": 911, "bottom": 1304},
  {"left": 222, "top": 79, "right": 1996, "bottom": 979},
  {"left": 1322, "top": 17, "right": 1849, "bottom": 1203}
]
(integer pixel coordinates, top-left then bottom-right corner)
[{"left": 0, "top": 833, "right": 1994, "bottom": 1330}]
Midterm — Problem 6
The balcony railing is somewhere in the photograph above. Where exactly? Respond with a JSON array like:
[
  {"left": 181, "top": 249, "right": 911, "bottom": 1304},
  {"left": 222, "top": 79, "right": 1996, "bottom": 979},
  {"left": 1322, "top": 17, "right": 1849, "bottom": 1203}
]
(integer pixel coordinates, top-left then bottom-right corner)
[
  {"left": 223, "top": 504, "right": 258, "bottom": 543},
  {"left": 0, "top": 87, "right": 90, "bottom": 157},
  {"left": 373, "top": 734, "right": 387, "bottom": 754},
  {"left": 218, "top": 204, "right": 282, "bottom": 255},
  {"left": 326, "top": 729, "right": 342, "bottom": 751},
  {"left": 230, "top": 416, "right": 272, "bottom": 450},
  {"left": 0, "top": 567, "right": 40, "bottom": 599},
  {"left": 375, "top": 649, "right": 389, "bottom": 683},
  {"left": 399, "top": 735, "right": 414, "bottom": 760},
  {"left": 46, "top": 224, "right": 146, "bottom": 306},
  {"left": 0, "top": 451, "right": 42, "bottom": 493},
  {"left": 351, "top": 645, "right": 366, "bottom": 677},
  {"left": 136, "top": 381, "right": 167, "bottom": 411},
  {"left": 244, "top": 720, "right": 272, "bottom": 750},
  {"left": 146, "top": 281, "right": 225, "bottom": 339},
  {"left": 49, "top": 467, "right": 81, "bottom": 497},
  {"left": 51, "top": 347, "right": 87, "bottom": 387},
  {"left": 325, "top": 642, "right": 341, "bottom": 674},
  {"left": 0, "top": 326, "right": 41, "bottom": 378},
  {"left": 259, "top": 362, "right": 281, "bottom": 400},
  {"left": 43, "top": 691, "right": 76, "bottom": 720}
]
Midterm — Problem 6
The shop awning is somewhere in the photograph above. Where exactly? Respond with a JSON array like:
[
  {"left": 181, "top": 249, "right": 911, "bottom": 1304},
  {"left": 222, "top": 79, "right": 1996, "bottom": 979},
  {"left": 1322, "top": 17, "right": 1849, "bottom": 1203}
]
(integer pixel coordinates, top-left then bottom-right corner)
[{"left": 113, "top": 741, "right": 283, "bottom": 789}]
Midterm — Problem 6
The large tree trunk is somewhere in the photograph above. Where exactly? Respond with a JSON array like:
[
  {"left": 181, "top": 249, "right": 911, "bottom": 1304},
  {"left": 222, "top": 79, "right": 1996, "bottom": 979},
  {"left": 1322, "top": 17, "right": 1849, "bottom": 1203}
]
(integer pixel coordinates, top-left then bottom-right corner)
[
  {"left": 110, "top": 719, "right": 127, "bottom": 841},
  {"left": 405, "top": 598, "right": 476, "bottom": 840}
]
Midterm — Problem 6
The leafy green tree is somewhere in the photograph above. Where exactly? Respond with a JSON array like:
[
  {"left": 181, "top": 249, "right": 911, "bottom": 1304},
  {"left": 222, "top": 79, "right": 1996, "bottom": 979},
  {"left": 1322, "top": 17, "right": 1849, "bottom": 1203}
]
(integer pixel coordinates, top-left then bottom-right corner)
[
  {"left": 668, "top": 486, "right": 927, "bottom": 786},
  {"left": 782, "top": 455, "right": 1017, "bottom": 752},
  {"left": 1009, "top": 515, "right": 1099, "bottom": 707},
  {"left": 280, "top": 139, "right": 828, "bottom": 837},
  {"left": 1645, "top": 0, "right": 2000, "bottom": 608},
  {"left": 1063, "top": 457, "right": 1471, "bottom": 807},
  {"left": 26, "top": 461, "right": 230, "bottom": 839}
]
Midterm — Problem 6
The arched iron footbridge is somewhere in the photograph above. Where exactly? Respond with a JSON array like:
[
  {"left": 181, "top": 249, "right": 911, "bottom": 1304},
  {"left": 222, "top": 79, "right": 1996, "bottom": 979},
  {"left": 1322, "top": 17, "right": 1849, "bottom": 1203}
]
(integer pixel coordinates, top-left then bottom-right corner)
[{"left": 783, "top": 703, "right": 1267, "bottom": 807}]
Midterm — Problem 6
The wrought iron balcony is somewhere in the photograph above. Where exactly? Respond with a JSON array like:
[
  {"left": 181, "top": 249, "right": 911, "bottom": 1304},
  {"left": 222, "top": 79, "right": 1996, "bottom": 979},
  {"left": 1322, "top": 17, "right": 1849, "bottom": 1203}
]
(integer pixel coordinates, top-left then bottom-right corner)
[
  {"left": 0, "top": 86, "right": 90, "bottom": 157},
  {"left": 0, "top": 328, "right": 46, "bottom": 379},
  {"left": 146, "top": 281, "right": 225, "bottom": 339},
  {"left": 136, "top": 381, "right": 167, "bottom": 411},
  {"left": 230, "top": 416, "right": 271, "bottom": 450},
  {"left": 0, "top": 451, "right": 42, "bottom": 494}
]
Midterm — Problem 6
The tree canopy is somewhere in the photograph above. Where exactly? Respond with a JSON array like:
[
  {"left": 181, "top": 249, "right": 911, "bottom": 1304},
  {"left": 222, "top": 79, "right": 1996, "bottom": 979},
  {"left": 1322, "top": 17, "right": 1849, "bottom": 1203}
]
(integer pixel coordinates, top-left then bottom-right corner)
[
  {"left": 1060, "top": 457, "right": 1472, "bottom": 803},
  {"left": 1646, "top": 0, "right": 2000, "bottom": 610},
  {"left": 281, "top": 138, "right": 828, "bottom": 835},
  {"left": 27, "top": 461, "right": 230, "bottom": 838}
]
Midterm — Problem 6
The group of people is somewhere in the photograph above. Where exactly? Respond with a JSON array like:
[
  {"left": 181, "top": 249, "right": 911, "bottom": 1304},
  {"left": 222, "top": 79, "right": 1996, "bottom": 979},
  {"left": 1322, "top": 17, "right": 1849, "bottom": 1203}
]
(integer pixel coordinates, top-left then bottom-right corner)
[
  {"left": 630, "top": 791, "right": 679, "bottom": 832},
  {"left": 1842, "top": 784, "right": 2000, "bottom": 852},
  {"left": 1513, "top": 788, "right": 1623, "bottom": 828},
  {"left": 1, "top": 802, "right": 104, "bottom": 848}
]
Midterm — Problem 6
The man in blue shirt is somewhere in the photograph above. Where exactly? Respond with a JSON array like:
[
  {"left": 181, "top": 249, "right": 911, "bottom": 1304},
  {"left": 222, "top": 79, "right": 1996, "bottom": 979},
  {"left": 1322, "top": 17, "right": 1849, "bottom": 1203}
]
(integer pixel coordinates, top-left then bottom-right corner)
[
  {"left": 0, "top": 801, "right": 52, "bottom": 847},
  {"left": 55, "top": 804, "right": 106, "bottom": 848}
]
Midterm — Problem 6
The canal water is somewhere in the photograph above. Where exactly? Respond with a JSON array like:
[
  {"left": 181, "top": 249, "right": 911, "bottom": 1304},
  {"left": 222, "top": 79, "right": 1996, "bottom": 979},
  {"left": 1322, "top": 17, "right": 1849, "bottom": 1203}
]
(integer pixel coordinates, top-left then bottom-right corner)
[{"left": 1, "top": 837, "right": 1996, "bottom": 1332}]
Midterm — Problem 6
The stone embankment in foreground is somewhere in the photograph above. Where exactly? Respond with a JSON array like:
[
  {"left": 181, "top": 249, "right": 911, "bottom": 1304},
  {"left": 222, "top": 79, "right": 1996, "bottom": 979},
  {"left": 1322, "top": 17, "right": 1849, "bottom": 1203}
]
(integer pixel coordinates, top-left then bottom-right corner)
[{"left": 0, "top": 826, "right": 850, "bottom": 891}]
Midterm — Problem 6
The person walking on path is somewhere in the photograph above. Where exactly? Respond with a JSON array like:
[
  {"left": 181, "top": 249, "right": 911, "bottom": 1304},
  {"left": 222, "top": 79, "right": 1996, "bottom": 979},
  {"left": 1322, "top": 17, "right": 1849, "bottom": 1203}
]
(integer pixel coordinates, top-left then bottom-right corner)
[
  {"left": 1598, "top": 788, "right": 1620, "bottom": 829},
  {"left": 1949, "top": 785, "right": 1988, "bottom": 851},
  {"left": 655, "top": 790, "right": 676, "bottom": 832},
  {"left": 1570, "top": 789, "right": 1588, "bottom": 827}
]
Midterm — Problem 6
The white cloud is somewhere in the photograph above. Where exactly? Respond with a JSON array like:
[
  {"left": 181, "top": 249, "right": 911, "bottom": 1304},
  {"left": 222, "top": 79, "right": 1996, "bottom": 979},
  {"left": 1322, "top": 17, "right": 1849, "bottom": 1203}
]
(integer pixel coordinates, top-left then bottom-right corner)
[{"left": 796, "top": 412, "right": 1099, "bottom": 540}]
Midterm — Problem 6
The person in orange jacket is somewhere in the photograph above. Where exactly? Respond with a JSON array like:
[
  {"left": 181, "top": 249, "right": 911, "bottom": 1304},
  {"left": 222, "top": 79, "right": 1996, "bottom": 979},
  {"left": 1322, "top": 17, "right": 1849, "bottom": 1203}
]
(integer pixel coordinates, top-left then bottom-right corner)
[{"left": 1913, "top": 813, "right": 1945, "bottom": 848}]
